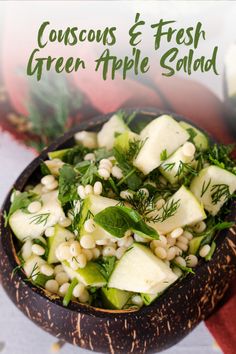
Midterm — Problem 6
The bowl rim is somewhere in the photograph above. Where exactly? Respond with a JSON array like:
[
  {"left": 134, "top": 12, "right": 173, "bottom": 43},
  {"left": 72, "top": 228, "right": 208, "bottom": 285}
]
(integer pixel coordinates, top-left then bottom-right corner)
[{"left": 1, "top": 106, "right": 234, "bottom": 319}]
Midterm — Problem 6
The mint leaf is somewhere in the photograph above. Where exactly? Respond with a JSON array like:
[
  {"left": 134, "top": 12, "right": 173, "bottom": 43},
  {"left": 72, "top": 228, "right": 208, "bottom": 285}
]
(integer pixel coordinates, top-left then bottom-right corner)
[{"left": 94, "top": 206, "right": 158, "bottom": 239}]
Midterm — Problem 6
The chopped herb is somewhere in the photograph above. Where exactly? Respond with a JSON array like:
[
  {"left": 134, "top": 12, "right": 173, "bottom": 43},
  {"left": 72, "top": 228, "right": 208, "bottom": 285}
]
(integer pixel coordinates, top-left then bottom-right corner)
[
  {"left": 80, "top": 163, "right": 98, "bottom": 186},
  {"left": 175, "top": 161, "right": 197, "bottom": 179},
  {"left": 186, "top": 127, "right": 197, "bottom": 143},
  {"left": 29, "top": 213, "right": 50, "bottom": 226},
  {"left": 96, "top": 256, "right": 116, "bottom": 280},
  {"left": 163, "top": 162, "right": 175, "bottom": 171},
  {"left": 58, "top": 164, "right": 78, "bottom": 206},
  {"left": 40, "top": 161, "right": 51, "bottom": 176},
  {"left": 201, "top": 178, "right": 212, "bottom": 197},
  {"left": 63, "top": 278, "right": 79, "bottom": 306},
  {"left": 211, "top": 184, "right": 231, "bottom": 205},
  {"left": 126, "top": 138, "right": 146, "bottom": 161},
  {"left": 160, "top": 149, "right": 168, "bottom": 161},
  {"left": 205, "top": 241, "right": 216, "bottom": 261}
]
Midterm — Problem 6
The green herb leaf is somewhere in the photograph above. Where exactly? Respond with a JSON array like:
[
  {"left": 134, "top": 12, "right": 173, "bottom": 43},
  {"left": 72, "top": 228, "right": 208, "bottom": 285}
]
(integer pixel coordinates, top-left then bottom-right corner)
[
  {"left": 40, "top": 161, "right": 51, "bottom": 176},
  {"left": 160, "top": 149, "right": 168, "bottom": 161},
  {"left": 80, "top": 163, "right": 98, "bottom": 186},
  {"left": 210, "top": 184, "right": 231, "bottom": 205},
  {"left": 96, "top": 256, "right": 116, "bottom": 280},
  {"left": 94, "top": 206, "right": 158, "bottom": 239},
  {"left": 58, "top": 164, "right": 78, "bottom": 206},
  {"left": 63, "top": 278, "right": 79, "bottom": 307},
  {"left": 205, "top": 241, "right": 216, "bottom": 261}
]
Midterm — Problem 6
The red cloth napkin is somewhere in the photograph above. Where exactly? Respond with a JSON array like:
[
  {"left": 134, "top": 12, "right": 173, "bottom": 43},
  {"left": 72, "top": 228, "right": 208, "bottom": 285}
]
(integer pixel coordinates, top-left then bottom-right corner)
[{"left": 0, "top": 63, "right": 235, "bottom": 353}]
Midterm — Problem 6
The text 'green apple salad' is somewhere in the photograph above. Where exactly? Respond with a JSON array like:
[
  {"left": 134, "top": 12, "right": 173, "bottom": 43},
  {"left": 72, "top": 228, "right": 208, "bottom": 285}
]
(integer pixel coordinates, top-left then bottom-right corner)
[{"left": 5, "top": 113, "right": 236, "bottom": 310}]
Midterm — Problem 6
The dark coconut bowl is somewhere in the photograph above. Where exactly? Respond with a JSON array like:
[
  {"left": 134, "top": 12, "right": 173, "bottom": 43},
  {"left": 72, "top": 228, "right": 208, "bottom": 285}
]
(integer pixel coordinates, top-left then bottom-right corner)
[{"left": 0, "top": 108, "right": 236, "bottom": 354}]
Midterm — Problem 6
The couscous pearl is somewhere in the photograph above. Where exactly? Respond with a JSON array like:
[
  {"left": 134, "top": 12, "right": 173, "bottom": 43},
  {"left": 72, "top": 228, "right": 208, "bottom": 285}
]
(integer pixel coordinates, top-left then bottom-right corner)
[
  {"left": 178, "top": 236, "right": 189, "bottom": 245},
  {"left": 166, "top": 235, "right": 176, "bottom": 247},
  {"left": 175, "top": 256, "right": 186, "bottom": 267},
  {"left": 186, "top": 254, "right": 198, "bottom": 267},
  {"left": 59, "top": 282, "right": 70, "bottom": 297},
  {"left": 70, "top": 241, "right": 81, "bottom": 257},
  {"left": 102, "top": 246, "right": 116, "bottom": 257},
  {"left": 176, "top": 241, "right": 188, "bottom": 252},
  {"left": 124, "top": 236, "right": 134, "bottom": 248},
  {"left": 182, "top": 231, "right": 193, "bottom": 240},
  {"left": 134, "top": 234, "right": 149, "bottom": 243},
  {"left": 96, "top": 239, "right": 109, "bottom": 246},
  {"left": 138, "top": 188, "right": 149, "bottom": 198},
  {"left": 45, "top": 279, "right": 59, "bottom": 294},
  {"left": 166, "top": 247, "right": 176, "bottom": 261},
  {"left": 174, "top": 247, "right": 183, "bottom": 256},
  {"left": 154, "top": 246, "right": 167, "bottom": 259},
  {"left": 59, "top": 217, "right": 71, "bottom": 228},
  {"left": 55, "top": 272, "right": 69, "bottom": 286},
  {"left": 21, "top": 240, "right": 33, "bottom": 261},
  {"left": 56, "top": 244, "right": 71, "bottom": 260},
  {"left": 131, "top": 295, "right": 143, "bottom": 307},
  {"left": 170, "top": 227, "right": 184, "bottom": 239},
  {"left": 84, "top": 219, "right": 96, "bottom": 233},
  {"left": 156, "top": 199, "right": 165, "bottom": 209},
  {"left": 80, "top": 235, "right": 96, "bottom": 249},
  {"left": 98, "top": 168, "right": 110, "bottom": 180},
  {"left": 46, "top": 180, "right": 58, "bottom": 191},
  {"left": 84, "top": 184, "right": 93, "bottom": 195},
  {"left": 73, "top": 283, "right": 85, "bottom": 298},
  {"left": 77, "top": 185, "right": 86, "bottom": 199},
  {"left": 27, "top": 201, "right": 42, "bottom": 214},
  {"left": 32, "top": 244, "right": 45, "bottom": 256},
  {"left": 41, "top": 175, "right": 55, "bottom": 186},
  {"left": 84, "top": 153, "right": 95, "bottom": 161},
  {"left": 111, "top": 165, "right": 123, "bottom": 179},
  {"left": 54, "top": 265, "right": 64, "bottom": 274},
  {"left": 76, "top": 254, "right": 87, "bottom": 268},
  {"left": 159, "top": 235, "right": 167, "bottom": 246},
  {"left": 74, "top": 200, "right": 81, "bottom": 214},
  {"left": 45, "top": 226, "right": 55, "bottom": 237},
  {"left": 120, "top": 190, "right": 133, "bottom": 200},
  {"left": 93, "top": 181, "right": 103, "bottom": 195},
  {"left": 83, "top": 249, "right": 93, "bottom": 261},
  {"left": 92, "top": 248, "right": 101, "bottom": 259},
  {"left": 116, "top": 247, "right": 126, "bottom": 259},
  {"left": 79, "top": 289, "right": 90, "bottom": 303},
  {"left": 194, "top": 221, "right": 207, "bottom": 233},
  {"left": 182, "top": 142, "right": 196, "bottom": 157},
  {"left": 100, "top": 159, "right": 112, "bottom": 169},
  {"left": 199, "top": 244, "right": 211, "bottom": 258},
  {"left": 40, "top": 264, "right": 54, "bottom": 277},
  {"left": 69, "top": 258, "right": 79, "bottom": 270}
]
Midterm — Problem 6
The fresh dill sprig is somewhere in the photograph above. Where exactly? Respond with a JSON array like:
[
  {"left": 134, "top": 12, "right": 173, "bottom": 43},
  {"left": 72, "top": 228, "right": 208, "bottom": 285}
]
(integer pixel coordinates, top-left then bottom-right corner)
[
  {"left": 126, "top": 138, "right": 146, "bottom": 161},
  {"left": 159, "top": 198, "right": 180, "bottom": 222},
  {"left": 163, "top": 162, "right": 175, "bottom": 171},
  {"left": 80, "top": 162, "right": 98, "bottom": 186},
  {"left": 29, "top": 213, "right": 50, "bottom": 226},
  {"left": 175, "top": 161, "right": 198, "bottom": 178},
  {"left": 211, "top": 184, "right": 231, "bottom": 205},
  {"left": 127, "top": 190, "right": 156, "bottom": 219},
  {"left": 201, "top": 178, "right": 212, "bottom": 197}
]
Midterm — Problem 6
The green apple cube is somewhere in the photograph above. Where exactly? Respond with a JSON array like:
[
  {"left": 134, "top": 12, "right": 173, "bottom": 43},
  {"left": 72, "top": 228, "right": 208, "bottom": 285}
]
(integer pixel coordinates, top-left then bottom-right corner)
[
  {"left": 108, "top": 243, "right": 178, "bottom": 294},
  {"left": 63, "top": 261, "right": 106, "bottom": 287},
  {"left": 114, "top": 131, "right": 140, "bottom": 152},
  {"left": 47, "top": 225, "right": 74, "bottom": 264},
  {"left": 149, "top": 186, "right": 206, "bottom": 234},
  {"left": 97, "top": 114, "right": 130, "bottom": 150},
  {"left": 9, "top": 191, "right": 65, "bottom": 241},
  {"left": 101, "top": 287, "right": 131, "bottom": 310},
  {"left": 159, "top": 145, "right": 195, "bottom": 184},
  {"left": 190, "top": 165, "right": 236, "bottom": 216},
  {"left": 133, "top": 115, "right": 189, "bottom": 175},
  {"left": 179, "top": 121, "right": 209, "bottom": 151}
]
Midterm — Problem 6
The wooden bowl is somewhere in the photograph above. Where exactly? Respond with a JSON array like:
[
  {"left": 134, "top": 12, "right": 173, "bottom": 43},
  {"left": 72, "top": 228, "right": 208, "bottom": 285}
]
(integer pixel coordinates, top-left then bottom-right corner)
[{"left": 0, "top": 108, "right": 236, "bottom": 354}]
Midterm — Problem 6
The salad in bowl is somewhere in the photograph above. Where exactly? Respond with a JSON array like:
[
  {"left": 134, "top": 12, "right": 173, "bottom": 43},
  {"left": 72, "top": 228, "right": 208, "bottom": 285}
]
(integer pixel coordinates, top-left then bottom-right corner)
[{"left": 4, "top": 111, "right": 236, "bottom": 311}]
